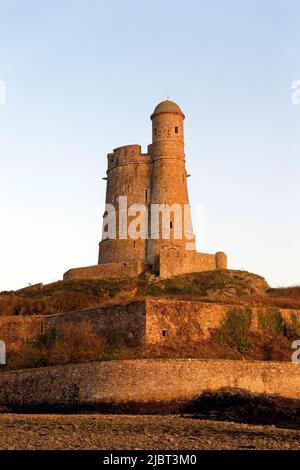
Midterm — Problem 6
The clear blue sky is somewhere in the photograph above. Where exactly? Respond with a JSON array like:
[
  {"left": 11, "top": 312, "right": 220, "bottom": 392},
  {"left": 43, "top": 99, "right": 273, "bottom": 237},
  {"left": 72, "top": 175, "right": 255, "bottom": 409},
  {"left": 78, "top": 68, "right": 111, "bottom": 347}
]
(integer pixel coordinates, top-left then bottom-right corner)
[{"left": 0, "top": 0, "right": 299, "bottom": 290}]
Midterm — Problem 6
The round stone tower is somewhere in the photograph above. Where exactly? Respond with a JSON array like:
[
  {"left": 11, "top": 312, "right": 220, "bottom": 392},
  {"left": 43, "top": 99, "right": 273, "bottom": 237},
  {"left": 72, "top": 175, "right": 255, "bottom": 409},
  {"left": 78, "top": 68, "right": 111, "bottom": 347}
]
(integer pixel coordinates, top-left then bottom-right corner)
[
  {"left": 147, "top": 100, "right": 196, "bottom": 266},
  {"left": 64, "top": 99, "right": 227, "bottom": 282},
  {"left": 98, "top": 144, "right": 151, "bottom": 265}
]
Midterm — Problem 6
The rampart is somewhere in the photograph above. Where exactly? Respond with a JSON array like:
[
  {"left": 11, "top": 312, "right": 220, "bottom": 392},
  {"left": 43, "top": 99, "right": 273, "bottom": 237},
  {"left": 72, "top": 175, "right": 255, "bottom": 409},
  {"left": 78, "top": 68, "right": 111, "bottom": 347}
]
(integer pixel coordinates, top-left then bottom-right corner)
[
  {"left": 64, "top": 260, "right": 146, "bottom": 280},
  {"left": 0, "top": 299, "right": 299, "bottom": 362},
  {"left": 158, "top": 248, "right": 227, "bottom": 278},
  {"left": 0, "top": 359, "right": 299, "bottom": 408}
]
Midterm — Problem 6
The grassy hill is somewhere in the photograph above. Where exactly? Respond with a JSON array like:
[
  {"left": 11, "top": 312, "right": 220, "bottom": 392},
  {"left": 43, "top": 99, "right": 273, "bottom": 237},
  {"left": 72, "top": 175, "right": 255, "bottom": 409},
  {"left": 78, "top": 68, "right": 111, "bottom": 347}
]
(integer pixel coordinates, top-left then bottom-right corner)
[
  {"left": 1, "top": 269, "right": 300, "bottom": 369},
  {"left": 0, "top": 269, "right": 299, "bottom": 317}
]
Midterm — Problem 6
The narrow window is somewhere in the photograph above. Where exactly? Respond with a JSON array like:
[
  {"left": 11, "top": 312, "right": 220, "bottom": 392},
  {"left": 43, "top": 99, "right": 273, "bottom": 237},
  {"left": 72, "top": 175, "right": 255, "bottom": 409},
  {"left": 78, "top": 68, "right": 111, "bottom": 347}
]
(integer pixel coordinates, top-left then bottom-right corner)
[
  {"left": 162, "top": 330, "right": 168, "bottom": 337},
  {"left": 145, "top": 189, "right": 148, "bottom": 202},
  {"left": 133, "top": 241, "right": 136, "bottom": 248},
  {"left": 175, "top": 126, "right": 179, "bottom": 134},
  {"left": 170, "top": 221, "right": 173, "bottom": 229},
  {"left": 154, "top": 128, "right": 157, "bottom": 135}
]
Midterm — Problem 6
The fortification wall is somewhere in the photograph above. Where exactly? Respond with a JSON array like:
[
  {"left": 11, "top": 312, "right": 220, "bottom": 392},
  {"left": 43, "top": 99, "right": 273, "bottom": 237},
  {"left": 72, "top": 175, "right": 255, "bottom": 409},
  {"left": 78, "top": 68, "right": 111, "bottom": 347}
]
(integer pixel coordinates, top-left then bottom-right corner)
[
  {"left": 63, "top": 260, "right": 146, "bottom": 280},
  {"left": 45, "top": 301, "right": 146, "bottom": 346},
  {"left": 158, "top": 248, "right": 227, "bottom": 278},
  {"left": 145, "top": 299, "right": 300, "bottom": 344},
  {"left": 65, "top": 251, "right": 227, "bottom": 279},
  {"left": 0, "top": 359, "right": 299, "bottom": 407},
  {"left": 0, "top": 301, "right": 146, "bottom": 357},
  {"left": 0, "top": 300, "right": 300, "bottom": 358},
  {"left": 146, "top": 299, "right": 229, "bottom": 343},
  {"left": 0, "top": 316, "right": 44, "bottom": 351}
]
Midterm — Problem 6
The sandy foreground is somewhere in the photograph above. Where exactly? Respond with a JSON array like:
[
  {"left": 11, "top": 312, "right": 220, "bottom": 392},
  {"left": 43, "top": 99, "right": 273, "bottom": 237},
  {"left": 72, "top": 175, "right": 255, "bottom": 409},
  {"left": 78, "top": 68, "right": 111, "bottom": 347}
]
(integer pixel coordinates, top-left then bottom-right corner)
[{"left": 0, "top": 414, "right": 299, "bottom": 450}]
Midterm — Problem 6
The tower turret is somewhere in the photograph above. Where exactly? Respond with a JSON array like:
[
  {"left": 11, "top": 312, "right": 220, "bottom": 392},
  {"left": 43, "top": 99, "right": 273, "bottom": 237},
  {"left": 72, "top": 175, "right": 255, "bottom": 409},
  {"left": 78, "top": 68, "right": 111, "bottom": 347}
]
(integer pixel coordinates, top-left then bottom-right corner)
[{"left": 147, "top": 100, "right": 196, "bottom": 265}]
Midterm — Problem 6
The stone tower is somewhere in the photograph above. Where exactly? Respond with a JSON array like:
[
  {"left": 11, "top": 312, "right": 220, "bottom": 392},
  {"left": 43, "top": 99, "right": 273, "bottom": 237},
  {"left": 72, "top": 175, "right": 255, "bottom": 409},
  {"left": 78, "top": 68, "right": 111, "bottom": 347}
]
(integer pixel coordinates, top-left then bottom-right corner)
[
  {"left": 147, "top": 100, "right": 196, "bottom": 265},
  {"left": 64, "top": 100, "right": 227, "bottom": 281},
  {"left": 98, "top": 100, "right": 196, "bottom": 269},
  {"left": 98, "top": 145, "right": 151, "bottom": 265}
]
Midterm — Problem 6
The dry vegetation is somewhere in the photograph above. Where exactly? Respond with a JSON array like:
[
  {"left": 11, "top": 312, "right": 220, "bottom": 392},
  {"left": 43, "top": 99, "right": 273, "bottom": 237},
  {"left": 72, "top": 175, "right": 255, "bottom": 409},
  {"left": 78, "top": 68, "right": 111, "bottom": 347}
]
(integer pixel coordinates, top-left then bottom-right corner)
[
  {"left": 144, "top": 305, "right": 300, "bottom": 362},
  {"left": 189, "top": 388, "right": 300, "bottom": 429},
  {"left": 1, "top": 269, "right": 300, "bottom": 317},
  {"left": 5, "top": 305, "right": 300, "bottom": 370},
  {"left": 7, "top": 321, "right": 106, "bottom": 370},
  {"left": 1, "top": 270, "right": 300, "bottom": 369}
]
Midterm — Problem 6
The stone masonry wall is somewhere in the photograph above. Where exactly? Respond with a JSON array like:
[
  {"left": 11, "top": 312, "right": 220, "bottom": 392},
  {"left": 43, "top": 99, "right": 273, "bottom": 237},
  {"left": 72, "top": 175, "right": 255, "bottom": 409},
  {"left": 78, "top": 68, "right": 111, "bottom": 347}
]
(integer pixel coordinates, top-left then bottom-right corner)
[
  {"left": 0, "top": 301, "right": 146, "bottom": 356},
  {"left": 145, "top": 299, "right": 228, "bottom": 344},
  {"left": 99, "top": 144, "right": 151, "bottom": 265},
  {"left": 158, "top": 248, "right": 227, "bottom": 278},
  {"left": 145, "top": 299, "right": 300, "bottom": 344},
  {"left": 64, "top": 260, "right": 146, "bottom": 280},
  {"left": 64, "top": 251, "right": 226, "bottom": 279},
  {"left": 0, "top": 359, "right": 299, "bottom": 407},
  {"left": 0, "top": 316, "right": 44, "bottom": 352},
  {"left": 45, "top": 301, "right": 146, "bottom": 346},
  {"left": 1, "top": 300, "right": 300, "bottom": 359}
]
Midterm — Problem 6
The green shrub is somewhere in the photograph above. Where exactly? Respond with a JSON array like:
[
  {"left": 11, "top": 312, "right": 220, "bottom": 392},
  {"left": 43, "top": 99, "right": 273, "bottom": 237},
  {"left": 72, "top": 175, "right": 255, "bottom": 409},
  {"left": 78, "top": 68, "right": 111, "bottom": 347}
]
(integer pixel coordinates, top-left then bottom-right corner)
[
  {"left": 258, "top": 308, "right": 285, "bottom": 337},
  {"left": 29, "top": 327, "right": 58, "bottom": 349},
  {"left": 148, "top": 285, "right": 163, "bottom": 296},
  {"left": 284, "top": 313, "right": 300, "bottom": 340},
  {"left": 215, "top": 307, "right": 252, "bottom": 354}
]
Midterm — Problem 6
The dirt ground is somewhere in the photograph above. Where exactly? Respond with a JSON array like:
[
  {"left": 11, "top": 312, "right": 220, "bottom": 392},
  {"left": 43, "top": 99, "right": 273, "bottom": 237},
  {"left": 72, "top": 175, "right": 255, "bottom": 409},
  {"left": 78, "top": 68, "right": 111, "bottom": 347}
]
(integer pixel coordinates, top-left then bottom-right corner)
[{"left": 0, "top": 414, "right": 299, "bottom": 450}]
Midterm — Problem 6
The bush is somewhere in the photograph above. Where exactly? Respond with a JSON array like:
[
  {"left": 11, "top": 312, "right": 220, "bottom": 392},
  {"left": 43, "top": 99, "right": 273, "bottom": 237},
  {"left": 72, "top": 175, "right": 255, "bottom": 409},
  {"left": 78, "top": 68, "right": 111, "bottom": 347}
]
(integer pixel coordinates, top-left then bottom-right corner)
[
  {"left": 284, "top": 313, "right": 300, "bottom": 340},
  {"left": 258, "top": 308, "right": 285, "bottom": 337},
  {"left": 7, "top": 321, "right": 106, "bottom": 369},
  {"left": 30, "top": 328, "right": 58, "bottom": 349},
  {"left": 48, "top": 322, "right": 106, "bottom": 364},
  {"left": 215, "top": 307, "right": 252, "bottom": 354},
  {"left": 189, "top": 388, "right": 300, "bottom": 426}
]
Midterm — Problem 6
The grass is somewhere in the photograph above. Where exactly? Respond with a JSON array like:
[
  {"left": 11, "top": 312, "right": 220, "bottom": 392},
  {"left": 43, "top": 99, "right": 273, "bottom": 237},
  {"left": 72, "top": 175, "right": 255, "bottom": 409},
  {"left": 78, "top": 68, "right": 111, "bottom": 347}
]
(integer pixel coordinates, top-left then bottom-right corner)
[
  {"left": 0, "top": 269, "right": 282, "bottom": 317},
  {"left": 1, "top": 269, "right": 300, "bottom": 367},
  {"left": 7, "top": 321, "right": 107, "bottom": 370},
  {"left": 162, "top": 270, "right": 267, "bottom": 297},
  {"left": 257, "top": 307, "right": 300, "bottom": 340},
  {"left": 214, "top": 307, "right": 253, "bottom": 354},
  {"left": 280, "top": 312, "right": 300, "bottom": 340},
  {"left": 258, "top": 308, "right": 285, "bottom": 337},
  {"left": 5, "top": 309, "right": 299, "bottom": 370}
]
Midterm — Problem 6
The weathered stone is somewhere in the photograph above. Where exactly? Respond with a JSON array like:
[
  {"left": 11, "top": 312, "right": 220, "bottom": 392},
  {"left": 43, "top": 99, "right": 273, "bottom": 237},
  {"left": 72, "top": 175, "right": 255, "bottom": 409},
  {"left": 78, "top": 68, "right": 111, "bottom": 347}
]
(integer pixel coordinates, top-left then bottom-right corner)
[
  {"left": 64, "top": 100, "right": 227, "bottom": 280},
  {"left": 0, "top": 299, "right": 299, "bottom": 357},
  {"left": 0, "top": 359, "right": 299, "bottom": 407}
]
